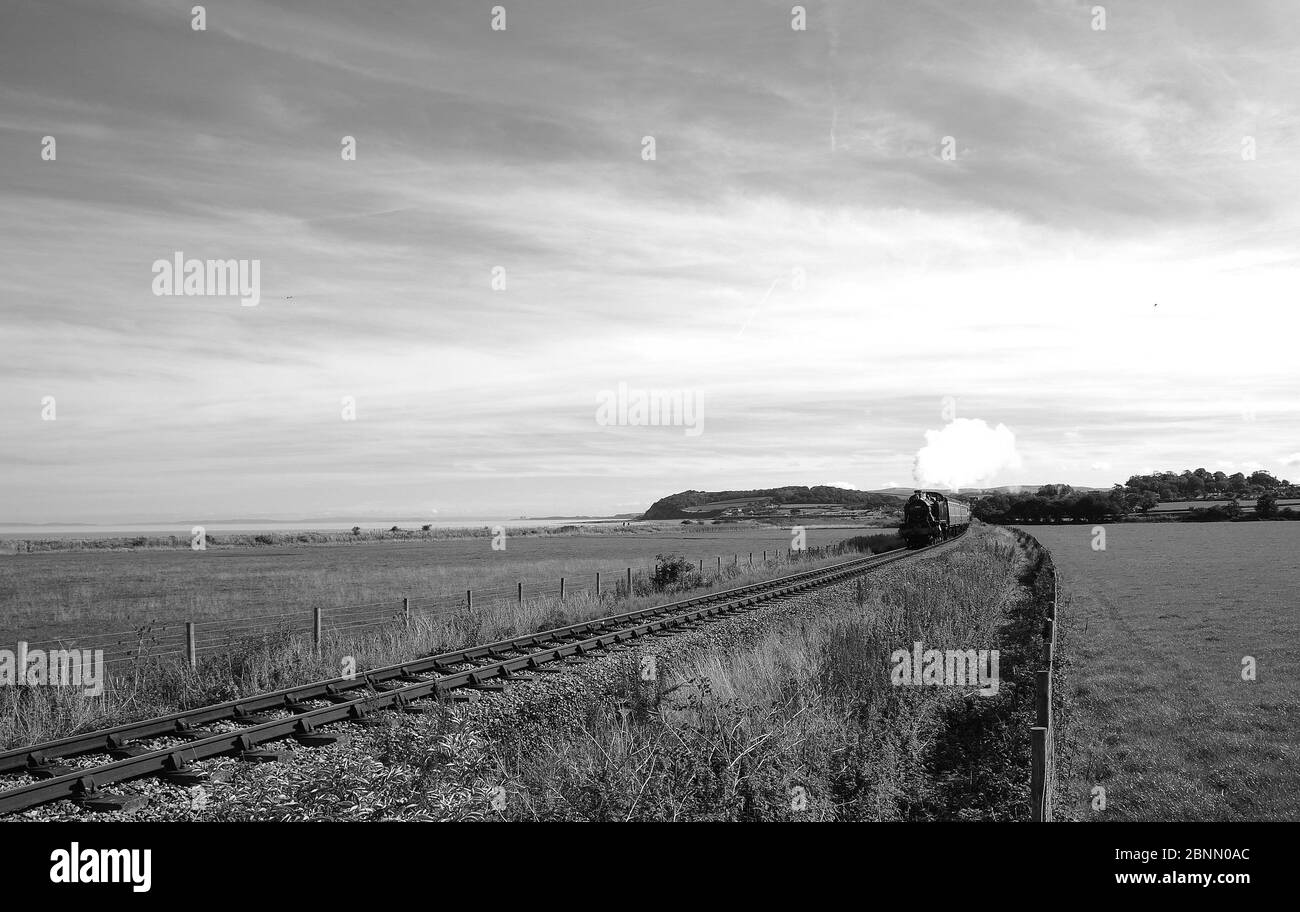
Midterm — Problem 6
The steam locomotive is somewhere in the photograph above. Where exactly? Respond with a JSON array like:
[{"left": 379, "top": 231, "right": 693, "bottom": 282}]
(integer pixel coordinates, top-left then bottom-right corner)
[{"left": 900, "top": 490, "right": 971, "bottom": 548}]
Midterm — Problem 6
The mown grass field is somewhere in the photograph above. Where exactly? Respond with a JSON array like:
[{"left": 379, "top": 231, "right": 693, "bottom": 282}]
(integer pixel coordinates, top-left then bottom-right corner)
[
  {"left": 0, "top": 524, "right": 889, "bottom": 644},
  {"left": 1028, "top": 523, "right": 1300, "bottom": 821}
]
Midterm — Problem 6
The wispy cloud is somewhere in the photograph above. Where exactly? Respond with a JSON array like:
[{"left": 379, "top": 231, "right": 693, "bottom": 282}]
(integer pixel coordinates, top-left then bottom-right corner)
[{"left": 2, "top": 0, "right": 1298, "bottom": 521}]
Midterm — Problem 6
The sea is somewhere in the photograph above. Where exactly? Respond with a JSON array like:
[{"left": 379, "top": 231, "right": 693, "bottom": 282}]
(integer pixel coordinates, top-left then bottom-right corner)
[{"left": 0, "top": 517, "right": 621, "bottom": 540}]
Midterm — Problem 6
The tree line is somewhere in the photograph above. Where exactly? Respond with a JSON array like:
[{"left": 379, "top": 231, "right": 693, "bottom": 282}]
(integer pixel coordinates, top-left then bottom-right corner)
[
  {"left": 1119, "top": 468, "right": 1296, "bottom": 501},
  {"left": 971, "top": 469, "right": 1299, "bottom": 525}
]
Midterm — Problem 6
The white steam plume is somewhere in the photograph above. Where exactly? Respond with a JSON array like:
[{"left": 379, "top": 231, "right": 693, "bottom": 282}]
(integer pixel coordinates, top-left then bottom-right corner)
[{"left": 913, "top": 418, "right": 1023, "bottom": 492}]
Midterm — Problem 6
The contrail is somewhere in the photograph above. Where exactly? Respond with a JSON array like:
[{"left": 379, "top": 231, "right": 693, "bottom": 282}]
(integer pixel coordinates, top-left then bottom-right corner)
[{"left": 736, "top": 275, "right": 784, "bottom": 338}]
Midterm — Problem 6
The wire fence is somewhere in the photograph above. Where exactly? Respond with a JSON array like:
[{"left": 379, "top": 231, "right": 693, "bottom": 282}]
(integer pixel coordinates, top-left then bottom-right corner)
[
  {"left": 11, "top": 545, "right": 859, "bottom": 675},
  {"left": 1022, "top": 531, "right": 1059, "bottom": 823}
]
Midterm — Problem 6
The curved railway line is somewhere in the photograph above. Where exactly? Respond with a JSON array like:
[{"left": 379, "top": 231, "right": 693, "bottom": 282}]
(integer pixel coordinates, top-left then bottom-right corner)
[{"left": 0, "top": 531, "right": 965, "bottom": 816}]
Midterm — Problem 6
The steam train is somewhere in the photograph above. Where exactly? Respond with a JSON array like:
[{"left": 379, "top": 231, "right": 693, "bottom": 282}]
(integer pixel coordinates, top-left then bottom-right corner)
[{"left": 900, "top": 490, "right": 971, "bottom": 548}]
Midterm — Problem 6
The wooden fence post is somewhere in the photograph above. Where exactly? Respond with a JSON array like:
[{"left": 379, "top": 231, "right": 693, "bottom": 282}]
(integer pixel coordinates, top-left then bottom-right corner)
[
  {"left": 403, "top": 597, "right": 410, "bottom": 630},
  {"left": 313, "top": 607, "right": 321, "bottom": 650},
  {"left": 1030, "top": 551, "right": 1058, "bottom": 822},
  {"left": 1036, "top": 670, "right": 1050, "bottom": 729},
  {"left": 186, "top": 622, "right": 196, "bottom": 670},
  {"left": 717, "top": 556, "right": 721, "bottom": 573},
  {"left": 466, "top": 589, "right": 473, "bottom": 611},
  {"left": 1031, "top": 727, "right": 1047, "bottom": 822},
  {"left": 595, "top": 571, "right": 600, "bottom": 595},
  {"left": 1036, "top": 668, "right": 1054, "bottom": 822},
  {"left": 626, "top": 566, "right": 632, "bottom": 594},
  {"left": 517, "top": 581, "right": 523, "bottom": 604},
  {"left": 560, "top": 577, "right": 566, "bottom": 600}
]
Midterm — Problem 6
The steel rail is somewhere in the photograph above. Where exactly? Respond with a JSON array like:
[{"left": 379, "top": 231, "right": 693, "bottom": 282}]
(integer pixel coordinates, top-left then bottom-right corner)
[{"left": 0, "top": 532, "right": 964, "bottom": 815}]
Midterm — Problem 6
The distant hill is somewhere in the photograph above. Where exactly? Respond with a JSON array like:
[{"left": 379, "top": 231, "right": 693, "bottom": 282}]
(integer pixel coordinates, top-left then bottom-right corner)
[{"left": 642, "top": 486, "right": 902, "bottom": 521}]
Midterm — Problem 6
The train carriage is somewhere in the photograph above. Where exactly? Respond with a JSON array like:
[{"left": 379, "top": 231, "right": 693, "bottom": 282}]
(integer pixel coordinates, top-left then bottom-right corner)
[{"left": 900, "top": 490, "right": 970, "bottom": 548}]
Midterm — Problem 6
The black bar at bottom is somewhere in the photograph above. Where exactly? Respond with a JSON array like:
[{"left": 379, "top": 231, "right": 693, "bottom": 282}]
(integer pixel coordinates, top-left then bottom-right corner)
[{"left": 0, "top": 821, "right": 1282, "bottom": 899}]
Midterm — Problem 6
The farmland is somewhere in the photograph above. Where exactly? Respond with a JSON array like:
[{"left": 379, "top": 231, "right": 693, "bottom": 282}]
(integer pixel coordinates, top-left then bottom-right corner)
[
  {"left": 1026, "top": 523, "right": 1300, "bottom": 821},
  {"left": 20, "top": 524, "right": 1048, "bottom": 821},
  {"left": 0, "top": 523, "right": 893, "bottom": 645},
  {"left": 1145, "top": 498, "right": 1300, "bottom": 513}
]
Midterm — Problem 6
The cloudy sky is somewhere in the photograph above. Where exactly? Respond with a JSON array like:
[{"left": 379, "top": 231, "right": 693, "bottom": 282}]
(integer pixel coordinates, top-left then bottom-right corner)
[{"left": 2, "top": 0, "right": 1298, "bottom": 523}]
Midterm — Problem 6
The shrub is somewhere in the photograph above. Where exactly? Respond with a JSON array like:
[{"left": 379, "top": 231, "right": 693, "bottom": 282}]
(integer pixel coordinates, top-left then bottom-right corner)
[
  {"left": 651, "top": 553, "right": 696, "bottom": 591},
  {"left": 1182, "top": 503, "right": 1241, "bottom": 522}
]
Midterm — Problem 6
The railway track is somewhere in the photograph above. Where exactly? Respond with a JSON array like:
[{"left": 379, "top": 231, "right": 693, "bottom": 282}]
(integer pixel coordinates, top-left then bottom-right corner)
[{"left": 0, "top": 531, "right": 965, "bottom": 816}]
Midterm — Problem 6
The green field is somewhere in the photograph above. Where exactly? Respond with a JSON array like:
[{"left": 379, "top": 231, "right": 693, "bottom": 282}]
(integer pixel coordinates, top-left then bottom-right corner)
[
  {"left": 0, "top": 524, "right": 889, "bottom": 645},
  {"left": 1026, "top": 523, "right": 1300, "bottom": 821},
  {"left": 1147, "top": 498, "right": 1300, "bottom": 513}
]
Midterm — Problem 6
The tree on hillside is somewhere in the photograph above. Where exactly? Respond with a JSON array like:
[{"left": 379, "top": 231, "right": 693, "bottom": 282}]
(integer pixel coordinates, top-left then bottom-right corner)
[{"left": 1256, "top": 492, "right": 1279, "bottom": 518}]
